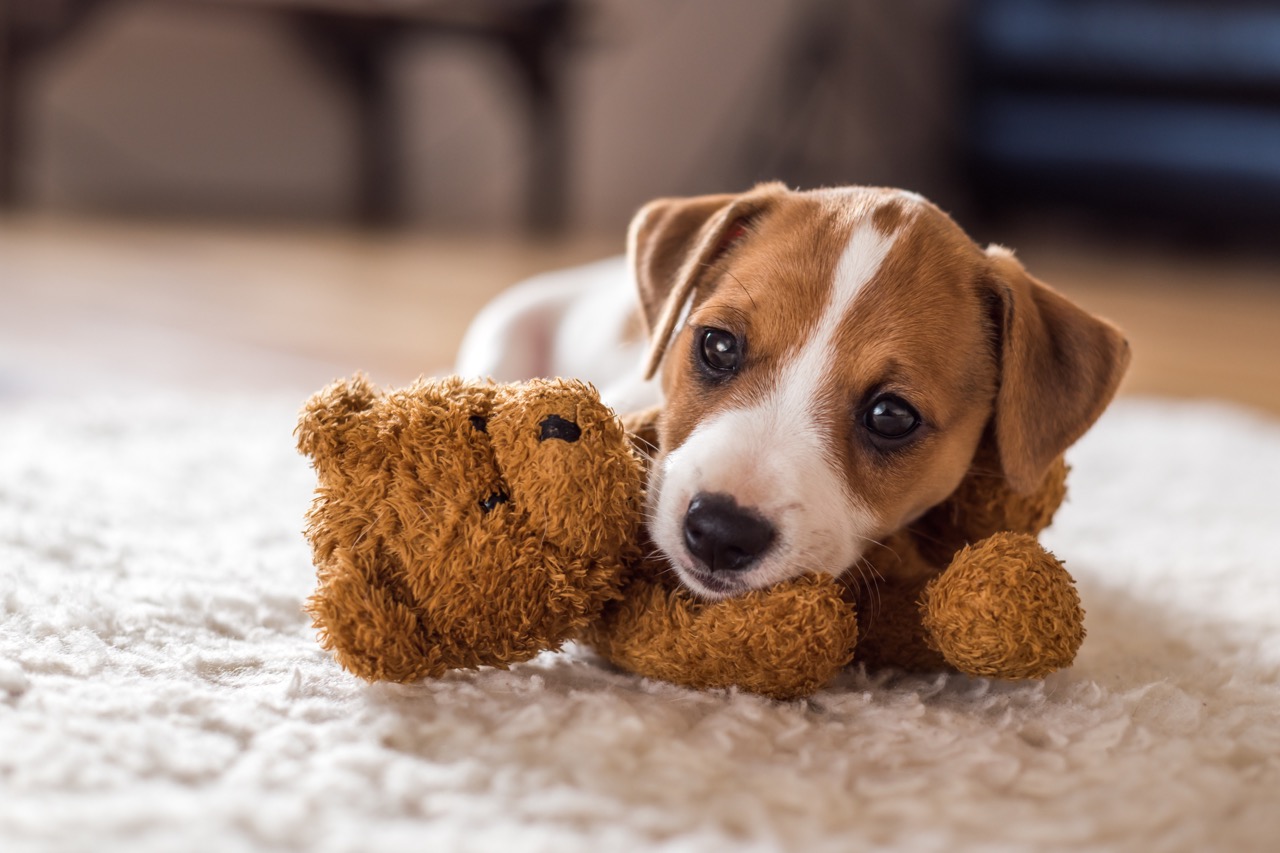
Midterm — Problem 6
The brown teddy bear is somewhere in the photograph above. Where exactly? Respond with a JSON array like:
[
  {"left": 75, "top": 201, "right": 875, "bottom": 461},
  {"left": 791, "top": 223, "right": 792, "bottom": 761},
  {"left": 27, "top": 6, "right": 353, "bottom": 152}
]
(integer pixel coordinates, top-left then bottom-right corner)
[{"left": 297, "top": 374, "right": 1083, "bottom": 700}]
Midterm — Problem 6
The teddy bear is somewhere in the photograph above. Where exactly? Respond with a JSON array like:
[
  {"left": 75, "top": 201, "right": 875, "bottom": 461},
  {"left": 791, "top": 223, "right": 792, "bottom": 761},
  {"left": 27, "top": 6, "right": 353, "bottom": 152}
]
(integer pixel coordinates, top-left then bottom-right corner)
[{"left": 297, "top": 374, "right": 1083, "bottom": 700}]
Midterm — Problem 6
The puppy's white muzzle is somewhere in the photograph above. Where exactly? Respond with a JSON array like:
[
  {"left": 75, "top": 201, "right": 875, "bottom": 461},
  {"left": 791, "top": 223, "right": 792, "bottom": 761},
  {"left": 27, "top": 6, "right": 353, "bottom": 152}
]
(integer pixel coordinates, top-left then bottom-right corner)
[{"left": 648, "top": 404, "right": 877, "bottom": 599}]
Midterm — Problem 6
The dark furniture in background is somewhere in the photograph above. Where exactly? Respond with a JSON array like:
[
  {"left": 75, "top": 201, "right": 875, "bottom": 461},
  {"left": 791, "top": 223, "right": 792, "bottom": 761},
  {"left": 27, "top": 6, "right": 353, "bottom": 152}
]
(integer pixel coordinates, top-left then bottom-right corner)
[
  {"left": 968, "top": 0, "right": 1280, "bottom": 240},
  {"left": 0, "top": 0, "right": 576, "bottom": 230}
]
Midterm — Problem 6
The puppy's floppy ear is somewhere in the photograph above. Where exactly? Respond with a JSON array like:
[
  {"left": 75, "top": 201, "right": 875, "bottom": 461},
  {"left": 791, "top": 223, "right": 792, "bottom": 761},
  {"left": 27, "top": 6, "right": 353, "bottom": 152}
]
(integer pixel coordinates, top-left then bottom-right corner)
[
  {"left": 984, "top": 246, "right": 1131, "bottom": 493},
  {"left": 627, "top": 183, "right": 785, "bottom": 379}
]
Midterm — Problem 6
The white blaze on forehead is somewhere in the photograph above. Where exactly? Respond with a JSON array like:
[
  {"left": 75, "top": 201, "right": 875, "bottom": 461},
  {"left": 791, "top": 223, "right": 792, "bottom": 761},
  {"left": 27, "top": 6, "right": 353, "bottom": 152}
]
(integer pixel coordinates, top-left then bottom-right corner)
[
  {"left": 773, "top": 219, "right": 898, "bottom": 423},
  {"left": 650, "top": 218, "right": 902, "bottom": 593}
]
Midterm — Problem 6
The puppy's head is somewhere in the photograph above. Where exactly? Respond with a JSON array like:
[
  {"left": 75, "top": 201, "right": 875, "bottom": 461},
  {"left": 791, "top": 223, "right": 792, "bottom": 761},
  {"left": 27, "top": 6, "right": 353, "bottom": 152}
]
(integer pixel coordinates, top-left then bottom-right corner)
[{"left": 631, "top": 183, "right": 1129, "bottom": 599}]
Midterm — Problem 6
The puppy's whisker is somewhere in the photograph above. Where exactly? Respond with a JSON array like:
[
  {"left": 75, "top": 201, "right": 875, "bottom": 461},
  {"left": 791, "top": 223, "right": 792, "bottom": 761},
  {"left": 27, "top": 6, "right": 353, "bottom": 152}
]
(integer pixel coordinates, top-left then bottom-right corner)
[
  {"left": 857, "top": 554, "right": 886, "bottom": 585},
  {"left": 630, "top": 444, "right": 658, "bottom": 464},
  {"left": 725, "top": 270, "right": 757, "bottom": 311},
  {"left": 695, "top": 260, "right": 757, "bottom": 311},
  {"left": 850, "top": 557, "right": 881, "bottom": 635},
  {"left": 851, "top": 532, "right": 901, "bottom": 567},
  {"left": 852, "top": 532, "right": 891, "bottom": 551},
  {"left": 630, "top": 434, "right": 659, "bottom": 454},
  {"left": 906, "top": 527, "right": 950, "bottom": 549},
  {"left": 654, "top": 561, "right": 681, "bottom": 582}
]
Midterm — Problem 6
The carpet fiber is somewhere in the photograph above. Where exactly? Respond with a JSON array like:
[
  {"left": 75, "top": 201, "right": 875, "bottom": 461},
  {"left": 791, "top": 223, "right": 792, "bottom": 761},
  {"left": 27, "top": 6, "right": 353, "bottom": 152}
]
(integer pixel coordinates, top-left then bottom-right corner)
[{"left": 1, "top": 393, "right": 1278, "bottom": 852}]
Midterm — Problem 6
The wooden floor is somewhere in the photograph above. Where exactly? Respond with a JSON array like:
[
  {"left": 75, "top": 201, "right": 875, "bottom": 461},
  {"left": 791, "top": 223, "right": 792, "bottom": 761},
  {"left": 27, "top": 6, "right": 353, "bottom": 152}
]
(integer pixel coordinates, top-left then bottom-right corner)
[{"left": 2, "top": 214, "right": 1278, "bottom": 416}]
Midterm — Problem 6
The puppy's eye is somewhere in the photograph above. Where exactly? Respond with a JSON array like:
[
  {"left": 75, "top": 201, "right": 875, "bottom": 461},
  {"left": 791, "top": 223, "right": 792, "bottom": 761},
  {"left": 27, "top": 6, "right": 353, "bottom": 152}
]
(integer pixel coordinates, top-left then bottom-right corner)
[
  {"left": 864, "top": 395, "right": 920, "bottom": 439},
  {"left": 698, "top": 328, "right": 741, "bottom": 373}
]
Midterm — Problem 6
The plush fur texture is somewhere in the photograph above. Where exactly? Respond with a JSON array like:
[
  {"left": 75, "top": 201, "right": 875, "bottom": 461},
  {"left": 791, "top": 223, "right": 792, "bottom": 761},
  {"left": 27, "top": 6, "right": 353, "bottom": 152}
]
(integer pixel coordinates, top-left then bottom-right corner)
[
  {"left": 299, "top": 375, "right": 642, "bottom": 682},
  {"left": 584, "top": 567, "right": 861, "bottom": 699},
  {"left": 924, "top": 532, "right": 1084, "bottom": 678},
  {"left": 299, "top": 374, "right": 1084, "bottom": 699}
]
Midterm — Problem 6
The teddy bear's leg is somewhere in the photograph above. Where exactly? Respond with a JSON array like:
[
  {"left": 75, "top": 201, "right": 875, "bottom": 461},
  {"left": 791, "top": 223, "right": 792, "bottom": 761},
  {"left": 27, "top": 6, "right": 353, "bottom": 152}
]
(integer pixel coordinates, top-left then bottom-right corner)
[
  {"left": 307, "top": 557, "right": 448, "bottom": 683},
  {"left": 920, "top": 532, "right": 1084, "bottom": 679},
  {"left": 585, "top": 565, "right": 859, "bottom": 700}
]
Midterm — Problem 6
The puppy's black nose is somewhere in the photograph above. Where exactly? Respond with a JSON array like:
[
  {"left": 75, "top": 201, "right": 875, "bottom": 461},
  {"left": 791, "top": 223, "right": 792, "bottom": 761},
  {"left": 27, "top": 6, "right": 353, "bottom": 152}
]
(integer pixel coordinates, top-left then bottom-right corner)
[{"left": 683, "top": 492, "right": 775, "bottom": 573}]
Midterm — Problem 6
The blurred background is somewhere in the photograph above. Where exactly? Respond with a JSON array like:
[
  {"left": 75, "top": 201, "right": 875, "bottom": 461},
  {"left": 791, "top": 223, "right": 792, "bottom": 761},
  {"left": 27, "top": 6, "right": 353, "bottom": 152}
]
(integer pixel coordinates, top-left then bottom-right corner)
[{"left": 2, "top": 0, "right": 1278, "bottom": 411}]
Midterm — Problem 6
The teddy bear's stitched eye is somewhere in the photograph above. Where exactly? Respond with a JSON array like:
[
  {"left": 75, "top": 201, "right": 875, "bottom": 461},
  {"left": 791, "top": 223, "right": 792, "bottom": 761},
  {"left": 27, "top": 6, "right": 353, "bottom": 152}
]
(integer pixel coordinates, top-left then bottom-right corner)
[
  {"left": 539, "top": 415, "right": 581, "bottom": 443},
  {"left": 470, "top": 415, "right": 488, "bottom": 433},
  {"left": 479, "top": 491, "right": 508, "bottom": 513}
]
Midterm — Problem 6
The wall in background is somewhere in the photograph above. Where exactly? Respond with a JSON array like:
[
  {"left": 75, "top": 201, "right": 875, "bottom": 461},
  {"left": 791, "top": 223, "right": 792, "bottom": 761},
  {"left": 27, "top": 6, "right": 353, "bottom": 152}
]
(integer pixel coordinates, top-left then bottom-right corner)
[
  {"left": 16, "top": 0, "right": 964, "bottom": 233},
  {"left": 29, "top": 6, "right": 353, "bottom": 221}
]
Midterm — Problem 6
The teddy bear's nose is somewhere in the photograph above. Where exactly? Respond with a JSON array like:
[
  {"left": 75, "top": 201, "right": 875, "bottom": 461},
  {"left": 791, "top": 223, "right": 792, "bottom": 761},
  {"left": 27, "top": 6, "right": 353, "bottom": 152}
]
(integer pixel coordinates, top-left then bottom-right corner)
[
  {"left": 539, "top": 415, "right": 581, "bottom": 442},
  {"left": 683, "top": 492, "right": 776, "bottom": 573}
]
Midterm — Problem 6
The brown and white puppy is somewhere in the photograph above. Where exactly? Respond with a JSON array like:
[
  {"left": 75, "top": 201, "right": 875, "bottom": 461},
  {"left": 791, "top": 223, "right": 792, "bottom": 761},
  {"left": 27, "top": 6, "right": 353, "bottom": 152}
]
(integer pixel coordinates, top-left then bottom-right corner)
[{"left": 457, "top": 183, "right": 1130, "bottom": 600}]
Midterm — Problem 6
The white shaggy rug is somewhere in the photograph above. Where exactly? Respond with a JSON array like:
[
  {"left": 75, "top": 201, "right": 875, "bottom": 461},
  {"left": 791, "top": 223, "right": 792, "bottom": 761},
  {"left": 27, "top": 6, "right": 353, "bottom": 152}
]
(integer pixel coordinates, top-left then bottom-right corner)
[{"left": 1, "top": 391, "right": 1278, "bottom": 852}]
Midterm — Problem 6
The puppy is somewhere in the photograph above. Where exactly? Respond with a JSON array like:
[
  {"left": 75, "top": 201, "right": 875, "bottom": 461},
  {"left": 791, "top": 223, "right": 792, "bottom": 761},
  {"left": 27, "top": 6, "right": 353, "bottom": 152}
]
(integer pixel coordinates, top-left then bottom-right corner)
[{"left": 457, "top": 183, "right": 1130, "bottom": 600}]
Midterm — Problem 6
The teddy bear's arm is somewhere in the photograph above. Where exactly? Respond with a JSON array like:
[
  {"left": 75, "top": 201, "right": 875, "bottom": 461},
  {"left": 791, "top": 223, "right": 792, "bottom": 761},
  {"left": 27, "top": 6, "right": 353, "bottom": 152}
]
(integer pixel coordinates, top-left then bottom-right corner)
[
  {"left": 584, "top": 563, "right": 859, "bottom": 700},
  {"left": 919, "top": 532, "right": 1085, "bottom": 679},
  {"left": 855, "top": 496, "right": 1083, "bottom": 679}
]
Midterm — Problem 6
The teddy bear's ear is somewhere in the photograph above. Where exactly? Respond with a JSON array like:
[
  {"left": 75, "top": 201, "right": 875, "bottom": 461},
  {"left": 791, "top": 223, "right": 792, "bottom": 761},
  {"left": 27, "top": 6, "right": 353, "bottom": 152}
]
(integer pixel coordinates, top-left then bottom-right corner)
[{"left": 296, "top": 374, "right": 383, "bottom": 465}]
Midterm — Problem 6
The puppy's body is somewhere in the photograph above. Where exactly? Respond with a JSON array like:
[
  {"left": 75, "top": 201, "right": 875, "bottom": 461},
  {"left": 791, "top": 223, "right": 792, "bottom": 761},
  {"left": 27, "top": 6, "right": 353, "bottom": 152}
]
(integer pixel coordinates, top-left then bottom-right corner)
[
  {"left": 456, "top": 256, "right": 660, "bottom": 416},
  {"left": 457, "top": 184, "right": 1129, "bottom": 601}
]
